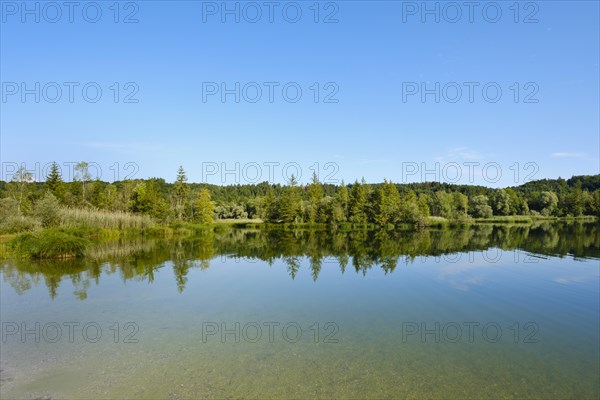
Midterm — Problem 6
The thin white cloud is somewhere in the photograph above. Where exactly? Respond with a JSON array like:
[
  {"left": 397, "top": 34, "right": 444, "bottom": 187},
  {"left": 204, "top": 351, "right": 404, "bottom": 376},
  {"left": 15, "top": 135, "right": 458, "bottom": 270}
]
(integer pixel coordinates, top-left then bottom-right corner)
[
  {"left": 551, "top": 152, "right": 586, "bottom": 159},
  {"left": 435, "top": 146, "right": 483, "bottom": 162}
]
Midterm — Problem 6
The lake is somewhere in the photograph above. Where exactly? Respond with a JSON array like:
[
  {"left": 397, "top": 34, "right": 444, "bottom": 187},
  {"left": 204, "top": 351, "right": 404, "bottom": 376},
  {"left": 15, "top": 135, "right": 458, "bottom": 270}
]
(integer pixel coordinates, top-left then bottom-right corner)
[{"left": 1, "top": 222, "right": 599, "bottom": 399}]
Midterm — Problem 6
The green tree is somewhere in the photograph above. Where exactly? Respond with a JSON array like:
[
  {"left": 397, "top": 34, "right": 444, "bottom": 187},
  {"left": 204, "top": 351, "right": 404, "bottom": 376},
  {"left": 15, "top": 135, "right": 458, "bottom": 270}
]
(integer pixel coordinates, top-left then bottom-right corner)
[
  {"left": 130, "top": 180, "right": 168, "bottom": 220},
  {"left": 565, "top": 181, "right": 584, "bottom": 216},
  {"left": 334, "top": 181, "right": 350, "bottom": 223},
  {"left": 45, "top": 162, "right": 65, "bottom": 201},
  {"left": 172, "top": 166, "right": 189, "bottom": 220},
  {"left": 12, "top": 165, "right": 33, "bottom": 213},
  {"left": 307, "top": 171, "right": 323, "bottom": 223},
  {"left": 417, "top": 194, "right": 431, "bottom": 218},
  {"left": 87, "top": 180, "right": 104, "bottom": 208},
  {"left": 98, "top": 184, "right": 119, "bottom": 211},
  {"left": 349, "top": 179, "right": 368, "bottom": 224},
  {"left": 540, "top": 191, "right": 559, "bottom": 216},
  {"left": 74, "top": 162, "right": 92, "bottom": 203},
  {"left": 194, "top": 189, "right": 215, "bottom": 224},
  {"left": 506, "top": 188, "right": 528, "bottom": 215},
  {"left": 581, "top": 190, "right": 597, "bottom": 216},
  {"left": 113, "top": 181, "right": 136, "bottom": 212},
  {"left": 469, "top": 195, "right": 493, "bottom": 218},
  {"left": 375, "top": 180, "right": 401, "bottom": 226},
  {"left": 260, "top": 186, "right": 278, "bottom": 222},
  {"left": 590, "top": 190, "right": 600, "bottom": 217},
  {"left": 34, "top": 192, "right": 62, "bottom": 227},
  {"left": 399, "top": 190, "right": 426, "bottom": 226},
  {"left": 369, "top": 187, "right": 385, "bottom": 225},
  {"left": 494, "top": 189, "right": 511, "bottom": 216},
  {"left": 431, "top": 191, "right": 452, "bottom": 218},
  {"left": 318, "top": 196, "right": 335, "bottom": 224},
  {"left": 452, "top": 192, "right": 469, "bottom": 218},
  {"left": 130, "top": 182, "right": 150, "bottom": 214},
  {"left": 279, "top": 175, "right": 301, "bottom": 223}
]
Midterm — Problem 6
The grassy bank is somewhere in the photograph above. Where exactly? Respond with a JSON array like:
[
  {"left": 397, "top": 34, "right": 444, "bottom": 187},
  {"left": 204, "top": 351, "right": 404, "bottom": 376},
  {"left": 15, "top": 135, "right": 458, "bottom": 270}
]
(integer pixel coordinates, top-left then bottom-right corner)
[
  {"left": 1, "top": 205, "right": 157, "bottom": 259},
  {"left": 2, "top": 208, "right": 597, "bottom": 260},
  {"left": 0, "top": 207, "right": 154, "bottom": 235},
  {"left": 473, "top": 215, "right": 598, "bottom": 224},
  {"left": 10, "top": 230, "right": 89, "bottom": 259}
]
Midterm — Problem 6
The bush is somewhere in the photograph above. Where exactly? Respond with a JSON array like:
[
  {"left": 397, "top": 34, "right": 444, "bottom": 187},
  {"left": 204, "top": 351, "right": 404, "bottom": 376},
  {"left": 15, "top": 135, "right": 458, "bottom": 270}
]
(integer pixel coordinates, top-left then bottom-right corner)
[
  {"left": 215, "top": 203, "right": 247, "bottom": 220},
  {"left": 10, "top": 230, "right": 89, "bottom": 259},
  {"left": 0, "top": 197, "right": 19, "bottom": 219},
  {"left": 0, "top": 215, "right": 41, "bottom": 234},
  {"left": 34, "top": 192, "right": 62, "bottom": 227}
]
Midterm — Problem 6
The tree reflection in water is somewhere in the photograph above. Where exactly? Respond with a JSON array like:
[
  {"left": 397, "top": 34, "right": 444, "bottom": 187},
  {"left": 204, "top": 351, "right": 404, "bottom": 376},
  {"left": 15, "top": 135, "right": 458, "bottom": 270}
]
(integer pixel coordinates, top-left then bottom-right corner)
[{"left": 2, "top": 222, "right": 598, "bottom": 299}]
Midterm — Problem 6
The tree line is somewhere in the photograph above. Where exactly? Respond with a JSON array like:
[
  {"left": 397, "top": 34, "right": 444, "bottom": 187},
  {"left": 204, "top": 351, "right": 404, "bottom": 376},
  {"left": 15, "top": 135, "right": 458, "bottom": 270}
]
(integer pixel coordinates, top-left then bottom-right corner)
[{"left": 1, "top": 163, "right": 599, "bottom": 230}]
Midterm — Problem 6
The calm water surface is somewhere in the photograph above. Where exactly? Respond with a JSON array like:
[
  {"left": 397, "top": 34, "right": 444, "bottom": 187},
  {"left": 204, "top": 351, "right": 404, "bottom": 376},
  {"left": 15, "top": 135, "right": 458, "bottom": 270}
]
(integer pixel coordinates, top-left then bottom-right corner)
[{"left": 1, "top": 223, "right": 599, "bottom": 399}]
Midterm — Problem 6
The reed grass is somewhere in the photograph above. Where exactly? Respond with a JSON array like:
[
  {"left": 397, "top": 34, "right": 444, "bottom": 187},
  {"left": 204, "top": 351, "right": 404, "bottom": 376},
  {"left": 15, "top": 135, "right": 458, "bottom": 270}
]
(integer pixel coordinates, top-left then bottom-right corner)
[
  {"left": 59, "top": 208, "right": 155, "bottom": 230},
  {"left": 10, "top": 230, "right": 89, "bottom": 259}
]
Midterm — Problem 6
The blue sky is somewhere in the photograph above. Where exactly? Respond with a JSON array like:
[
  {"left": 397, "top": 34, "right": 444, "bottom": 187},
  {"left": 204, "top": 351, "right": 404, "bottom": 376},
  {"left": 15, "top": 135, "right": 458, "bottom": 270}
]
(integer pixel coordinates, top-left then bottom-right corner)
[{"left": 1, "top": 0, "right": 598, "bottom": 186}]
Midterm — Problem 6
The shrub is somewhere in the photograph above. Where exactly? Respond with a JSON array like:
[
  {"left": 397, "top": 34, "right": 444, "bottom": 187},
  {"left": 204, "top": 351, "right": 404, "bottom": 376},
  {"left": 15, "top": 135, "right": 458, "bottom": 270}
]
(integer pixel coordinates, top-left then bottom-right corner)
[
  {"left": 0, "top": 215, "right": 41, "bottom": 234},
  {"left": 10, "top": 230, "right": 89, "bottom": 259},
  {"left": 0, "top": 197, "right": 19, "bottom": 219},
  {"left": 34, "top": 192, "right": 62, "bottom": 227}
]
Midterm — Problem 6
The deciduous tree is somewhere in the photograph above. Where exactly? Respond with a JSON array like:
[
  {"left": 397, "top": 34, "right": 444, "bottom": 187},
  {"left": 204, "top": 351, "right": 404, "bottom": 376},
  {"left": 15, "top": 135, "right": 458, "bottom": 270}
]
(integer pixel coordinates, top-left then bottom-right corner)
[{"left": 195, "top": 189, "right": 215, "bottom": 224}]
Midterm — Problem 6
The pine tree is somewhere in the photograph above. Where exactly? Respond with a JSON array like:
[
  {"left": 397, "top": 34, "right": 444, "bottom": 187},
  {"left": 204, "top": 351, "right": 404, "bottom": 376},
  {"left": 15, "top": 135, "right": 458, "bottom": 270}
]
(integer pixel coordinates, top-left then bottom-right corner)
[
  {"left": 307, "top": 171, "right": 323, "bottom": 223},
  {"left": 261, "top": 186, "right": 277, "bottom": 222},
  {"left": 279, "top": 175, "right": 301, "bottom": 223},
  {"left": 172, "top": 166, "right": 189, "bottom": 220},
  {"left": 349, "top": 180, "right": 368, "bottom": 224},
  {"left": 379, "top": 180, "right": 401, "bottom": 225},
  {"left": 335, "top": 180, "right": 349, "bottom": 223},
  {"left": 45, "top": 162, "right": 65, "bottom": 201}
]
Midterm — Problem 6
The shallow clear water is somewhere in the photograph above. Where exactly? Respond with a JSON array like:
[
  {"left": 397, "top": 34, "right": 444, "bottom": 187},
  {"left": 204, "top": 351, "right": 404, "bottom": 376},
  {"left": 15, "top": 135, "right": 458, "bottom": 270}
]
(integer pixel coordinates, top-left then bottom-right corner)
[{"left": 1, "top": 223, "right": 599, "bottom": 399}]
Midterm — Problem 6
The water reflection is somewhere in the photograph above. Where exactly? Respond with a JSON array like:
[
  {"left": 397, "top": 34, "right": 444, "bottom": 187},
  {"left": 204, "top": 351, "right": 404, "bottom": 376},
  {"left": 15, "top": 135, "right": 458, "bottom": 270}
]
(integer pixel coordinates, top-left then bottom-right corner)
[{"left": 2, "top": 222, "right": 598, "bottom": 299}]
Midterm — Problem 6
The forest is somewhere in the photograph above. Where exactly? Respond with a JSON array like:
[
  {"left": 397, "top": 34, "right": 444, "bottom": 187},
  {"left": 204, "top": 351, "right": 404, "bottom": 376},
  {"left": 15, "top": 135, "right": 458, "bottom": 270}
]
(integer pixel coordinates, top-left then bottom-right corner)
[{"left": 1, "top": 162, "right": 599, "bottom": 236}]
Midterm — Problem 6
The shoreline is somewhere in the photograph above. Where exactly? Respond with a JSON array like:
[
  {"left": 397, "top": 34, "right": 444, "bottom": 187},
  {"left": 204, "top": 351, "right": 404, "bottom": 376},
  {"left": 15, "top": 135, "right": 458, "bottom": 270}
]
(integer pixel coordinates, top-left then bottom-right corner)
[{"left": 1, "top": 216, "right": 597, "bottom": 260}]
